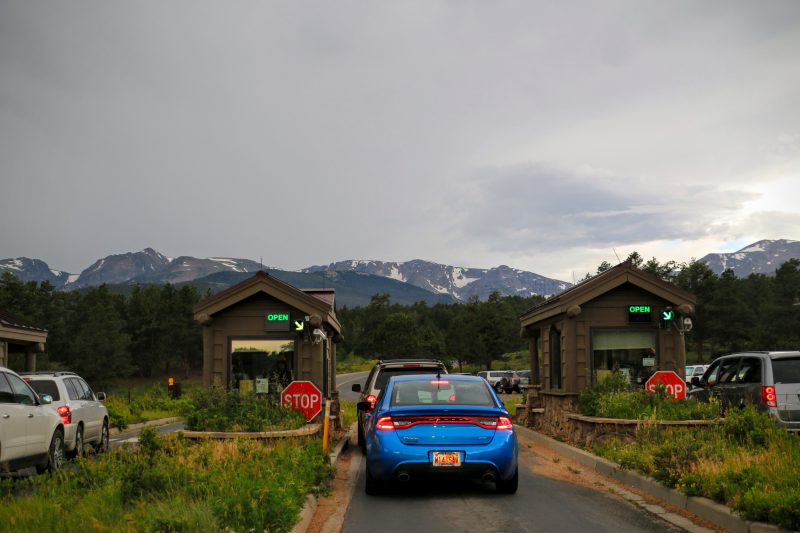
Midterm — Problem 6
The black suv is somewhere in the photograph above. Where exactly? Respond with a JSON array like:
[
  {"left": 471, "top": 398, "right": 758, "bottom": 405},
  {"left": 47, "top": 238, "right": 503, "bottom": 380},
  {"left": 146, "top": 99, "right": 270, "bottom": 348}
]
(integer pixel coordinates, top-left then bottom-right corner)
[
  {"left": 688, "top": 351, "right": 800, "bottom": 431},
  {"left": 352, "top": 359, "right": 448, "bottom": 451}
]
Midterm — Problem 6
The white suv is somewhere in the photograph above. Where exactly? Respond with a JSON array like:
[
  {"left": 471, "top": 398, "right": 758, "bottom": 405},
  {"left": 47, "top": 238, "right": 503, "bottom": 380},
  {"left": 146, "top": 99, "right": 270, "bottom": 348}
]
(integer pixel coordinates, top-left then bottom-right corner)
[
  {"left": 0, "top": 366, "right": 65, "bottom": 474},
  {"left": 22, "top": 371, "right": 109, "bottom": 458}
]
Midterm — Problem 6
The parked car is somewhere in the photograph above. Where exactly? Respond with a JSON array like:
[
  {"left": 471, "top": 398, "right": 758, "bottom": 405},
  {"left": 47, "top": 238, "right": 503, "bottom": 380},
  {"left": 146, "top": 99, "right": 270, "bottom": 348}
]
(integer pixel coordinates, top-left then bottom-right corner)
[
  {"left": 688, "top": 351, "right": 800, "bottom": 432},
  {"left": 0, "top": 366, "right": 65, "bottom": 474},
  {"left": 515, "top": 370, "right": 531, "bottom": 389},
  {"left": 352, "top": 359, "right": 448, "bottom": 452},
  {"left": 477, "top": 370, "right": 519, "bottom": 393},
  {"left": 685, "top": 365, "right": 709, "bottom": 385},
  {"left": 357, "top": 374, "right": 518, "bottom": 494},
  {"left": 21, "top": 371, "right": 109, "bottom": 458}
]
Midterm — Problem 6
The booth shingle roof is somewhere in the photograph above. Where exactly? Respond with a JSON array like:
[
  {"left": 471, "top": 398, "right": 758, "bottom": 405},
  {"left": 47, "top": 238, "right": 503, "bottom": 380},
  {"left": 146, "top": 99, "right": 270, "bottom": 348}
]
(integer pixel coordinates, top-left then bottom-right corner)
[
  {"left": 520, "top": 260, "right": 696, "bottom": 322},
  {"left": 0, "top": 309, "right": 47, "bottom": 333}
]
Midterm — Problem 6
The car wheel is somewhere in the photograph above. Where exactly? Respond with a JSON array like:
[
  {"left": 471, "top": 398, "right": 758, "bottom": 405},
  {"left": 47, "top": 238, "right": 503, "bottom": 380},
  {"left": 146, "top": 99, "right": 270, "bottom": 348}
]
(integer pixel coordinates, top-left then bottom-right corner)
[
  {"left": 68, "top": 425, "right": 84, "bottom": 459},
  {"left": 95, "top": 419, "right": 109, "bottom": 454},
  {"left": 495, "top": 382, "right": 504, "bottom": 393},
  {"left": 496, "top": 467, "right": 518, "bottom": 494},
  {"left": 37, "top": 428, "right": 65, "bottom": 474},
  {"left": 364, "top": 463, "right": 383, "bottom": 495}
]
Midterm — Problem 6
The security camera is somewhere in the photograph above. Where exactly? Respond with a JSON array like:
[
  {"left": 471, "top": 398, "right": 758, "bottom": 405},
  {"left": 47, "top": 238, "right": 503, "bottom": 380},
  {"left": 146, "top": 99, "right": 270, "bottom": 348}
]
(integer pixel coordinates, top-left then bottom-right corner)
[{"left": 312, "top": 328, "right": 327, "bottom": 344}]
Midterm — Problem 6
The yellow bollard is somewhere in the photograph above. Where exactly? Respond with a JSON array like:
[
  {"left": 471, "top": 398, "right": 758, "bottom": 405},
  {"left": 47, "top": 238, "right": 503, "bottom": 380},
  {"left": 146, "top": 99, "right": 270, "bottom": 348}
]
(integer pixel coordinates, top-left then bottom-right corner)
[{"left": 322, "top": 399, "right": 332, "bottom": 454}]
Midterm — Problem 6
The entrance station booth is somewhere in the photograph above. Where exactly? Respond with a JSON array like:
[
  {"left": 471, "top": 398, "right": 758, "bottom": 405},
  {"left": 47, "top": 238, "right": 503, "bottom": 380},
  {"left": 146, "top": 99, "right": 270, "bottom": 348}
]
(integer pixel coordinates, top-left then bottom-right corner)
[
  {"left": 519, "top": 261, "right": 696, "bottom": 431},
  {"left": 0, "top": 309, "right": 47, "bottom": 372},
  {"left": 194, "top": 271, "right": 342, "bottom": 422}
]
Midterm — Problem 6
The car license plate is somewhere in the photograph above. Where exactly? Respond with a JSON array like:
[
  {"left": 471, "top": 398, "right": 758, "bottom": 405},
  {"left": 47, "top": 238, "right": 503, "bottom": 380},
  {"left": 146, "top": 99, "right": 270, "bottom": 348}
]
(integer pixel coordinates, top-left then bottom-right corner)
[{"left": 431, "top": 451, "right": 462, "bottom": 467}]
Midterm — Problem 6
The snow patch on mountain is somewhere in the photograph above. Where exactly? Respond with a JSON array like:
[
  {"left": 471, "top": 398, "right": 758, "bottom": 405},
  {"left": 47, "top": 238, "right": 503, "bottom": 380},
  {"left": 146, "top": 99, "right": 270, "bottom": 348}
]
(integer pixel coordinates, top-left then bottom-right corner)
[{"left": 700, "top": 239, "right": 800, "bottom": 276}]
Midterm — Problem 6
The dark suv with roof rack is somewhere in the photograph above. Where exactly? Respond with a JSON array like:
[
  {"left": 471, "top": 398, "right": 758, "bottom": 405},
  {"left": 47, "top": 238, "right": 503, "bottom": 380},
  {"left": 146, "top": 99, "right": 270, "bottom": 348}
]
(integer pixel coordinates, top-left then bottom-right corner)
[{"left": 352, "top": 359, "right": 448, "bottom": 452}]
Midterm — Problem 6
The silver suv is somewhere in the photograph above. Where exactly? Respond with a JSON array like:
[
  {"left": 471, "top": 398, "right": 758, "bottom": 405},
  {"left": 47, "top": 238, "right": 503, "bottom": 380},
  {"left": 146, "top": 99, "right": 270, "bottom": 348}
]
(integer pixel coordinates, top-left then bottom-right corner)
[
  {"left": 477, "top": 370, "right": 520, "bottom": 393},
  {"left": 22, "top": 372, "right": 109, "bottom": 457},
  {"left": 688, "top": 351, "right": 800, "bottom": 432},
  {"left": 0, "top": 366, "right": 64, "bottom": 474},
  {"left": 352, "top": 359, "right": 448, "bottom": 451}
]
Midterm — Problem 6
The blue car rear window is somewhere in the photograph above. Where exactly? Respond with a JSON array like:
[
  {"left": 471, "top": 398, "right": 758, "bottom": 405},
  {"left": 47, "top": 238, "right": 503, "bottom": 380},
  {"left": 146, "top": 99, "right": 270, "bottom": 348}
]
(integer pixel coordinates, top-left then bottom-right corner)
[{"left": 390, "top": 379, "right": 494, "bottom": 407}]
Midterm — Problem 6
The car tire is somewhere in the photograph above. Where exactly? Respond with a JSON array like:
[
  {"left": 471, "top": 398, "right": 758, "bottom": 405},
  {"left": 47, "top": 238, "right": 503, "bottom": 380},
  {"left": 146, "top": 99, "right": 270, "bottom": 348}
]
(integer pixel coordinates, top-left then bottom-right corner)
[
  {"left": 495, "top": 382, "right": 504, "bottom": 394},
  {"left": 496, "top": 467, "right": 518, "bottom": 494},
  {"left": 95, "top": 419, "right": 109, "bottom": 454},
  {"left": 68, "top": 425, "right": 84, "bottom": 459},
  {"left": 357, "top": 423, "right": 365, "bottom": 453},
  {"left": 37, "top": 428, "right": 65, "bottom": 474},
  {"left": 364, "top": 463, "right": 383, "bottom": 496}
]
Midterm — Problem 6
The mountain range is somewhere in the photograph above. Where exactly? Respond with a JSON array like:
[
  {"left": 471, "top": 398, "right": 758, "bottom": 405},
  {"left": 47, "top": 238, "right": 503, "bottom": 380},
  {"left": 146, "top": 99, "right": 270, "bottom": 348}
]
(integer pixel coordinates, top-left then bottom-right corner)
[
  {"left": 2, "top": 239, "right": 797, "bottom": 307},
  {"left": 303, "top": 260, "right": 569, "bottom": 301},
  {"left": 0, "top": 249, "right": 569, "bottom": 307},
  {"left": 698, "top": 239, "right": 800, "bottom": 275}
]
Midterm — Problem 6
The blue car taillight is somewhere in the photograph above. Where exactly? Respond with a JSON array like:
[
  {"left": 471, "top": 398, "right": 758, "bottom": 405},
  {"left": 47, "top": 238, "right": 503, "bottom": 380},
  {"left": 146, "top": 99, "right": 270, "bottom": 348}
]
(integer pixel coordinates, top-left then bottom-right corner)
[{"left": 375, "top": 415, "right": 512, "bottom": 431}]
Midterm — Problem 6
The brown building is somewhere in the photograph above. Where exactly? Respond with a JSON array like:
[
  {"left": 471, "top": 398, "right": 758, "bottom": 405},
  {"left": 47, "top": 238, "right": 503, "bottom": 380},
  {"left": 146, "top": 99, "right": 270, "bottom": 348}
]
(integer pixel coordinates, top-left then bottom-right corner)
[
  {"left": 193, "top": 272, "right": 342, "bottom": 411},
  {"left": 0, "top": 309, "right": 48, "bottom": 372},
  {"left": 519, "top": 261, "right": 696, "bottom": 420}
]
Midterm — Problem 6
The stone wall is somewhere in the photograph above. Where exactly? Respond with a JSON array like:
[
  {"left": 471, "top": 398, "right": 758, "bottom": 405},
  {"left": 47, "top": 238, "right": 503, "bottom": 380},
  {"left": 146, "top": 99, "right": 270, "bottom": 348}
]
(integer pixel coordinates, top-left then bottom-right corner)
[
  {"left": 526, "top": 393, "right": 581, "bottom": 441},
  {"left": 523, "top": 394, "right": 718, "bottom": 448}
]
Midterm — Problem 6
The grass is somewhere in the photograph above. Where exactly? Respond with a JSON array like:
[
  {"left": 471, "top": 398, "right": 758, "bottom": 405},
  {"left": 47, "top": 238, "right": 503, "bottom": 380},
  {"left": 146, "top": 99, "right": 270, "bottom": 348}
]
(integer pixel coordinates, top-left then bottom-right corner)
[
  {"left": 593, "top": 406, "right": 800, "bottom": 530},
  {"left": 184, "top": 388, "right": 307, "bottom": 432},
  {"left": 578, "top": 372, "right": 720, "bottom": 420},
  {"left": 336, "top": 355, "right": 378, "bottom": 374},
  {"left": 0, "top": 427, "right": 331, "bottom": 532},
  {"left": 103, "top": 382, "right": 195, "bottom": 430},
  {"left": 339, "top": 400, "right": 357, "bottom": 429},
  {"left": 503, "top": 399, "right": 520, "bottom": 416}
]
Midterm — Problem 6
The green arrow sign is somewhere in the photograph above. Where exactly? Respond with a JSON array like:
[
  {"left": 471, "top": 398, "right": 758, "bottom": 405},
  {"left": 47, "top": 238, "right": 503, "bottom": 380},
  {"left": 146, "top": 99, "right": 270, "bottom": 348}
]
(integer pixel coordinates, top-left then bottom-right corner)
[
  {"left": 662, "top": 309, "right": 674, "bottom": 321},
  {"left": 294, "top": 320, "right": 304, "bottom": 332}
]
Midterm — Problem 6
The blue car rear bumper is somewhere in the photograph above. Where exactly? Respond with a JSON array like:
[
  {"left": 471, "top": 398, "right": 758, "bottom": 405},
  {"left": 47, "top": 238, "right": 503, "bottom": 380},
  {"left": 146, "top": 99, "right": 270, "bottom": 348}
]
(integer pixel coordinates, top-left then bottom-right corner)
[{"left": 366, "top": 428, "right": 518, "bottom": 482}]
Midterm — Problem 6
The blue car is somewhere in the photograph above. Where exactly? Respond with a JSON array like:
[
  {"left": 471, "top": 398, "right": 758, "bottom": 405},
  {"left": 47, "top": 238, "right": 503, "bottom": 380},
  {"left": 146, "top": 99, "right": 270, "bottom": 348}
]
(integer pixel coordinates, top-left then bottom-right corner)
[{"left": 358, "top": 374, "right": 519, "bottom": 495}]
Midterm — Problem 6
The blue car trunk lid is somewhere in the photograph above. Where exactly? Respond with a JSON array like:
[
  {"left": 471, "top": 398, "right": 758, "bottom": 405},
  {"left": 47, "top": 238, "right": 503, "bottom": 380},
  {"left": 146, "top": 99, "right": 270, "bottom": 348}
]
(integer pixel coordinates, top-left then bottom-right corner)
[{"left": 380, "top": 407, "right": 509, "bottom": 446}]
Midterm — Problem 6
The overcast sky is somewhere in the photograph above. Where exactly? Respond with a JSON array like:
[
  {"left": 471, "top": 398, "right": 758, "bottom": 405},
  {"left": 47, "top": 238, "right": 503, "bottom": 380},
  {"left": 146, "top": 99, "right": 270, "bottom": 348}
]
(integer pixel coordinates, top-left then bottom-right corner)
[{"left": 1, "top": 1, "right": 799, "bottom": 282}]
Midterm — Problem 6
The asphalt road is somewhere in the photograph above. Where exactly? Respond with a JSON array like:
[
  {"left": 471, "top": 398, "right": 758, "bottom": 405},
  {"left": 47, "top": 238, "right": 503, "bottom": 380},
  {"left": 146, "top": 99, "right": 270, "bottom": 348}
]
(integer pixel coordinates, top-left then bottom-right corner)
[
  {"left": 335, "top": 372, "right": 681, "bottom": 533},
  {"left": 340, "top": 443, "right": 681, "bottom": 533},
  {"left": 110, "top": 421, "right": 185, "bottom": 447},
  {"left": 337, "top": 371, "right": 370, "bottom": 402}
]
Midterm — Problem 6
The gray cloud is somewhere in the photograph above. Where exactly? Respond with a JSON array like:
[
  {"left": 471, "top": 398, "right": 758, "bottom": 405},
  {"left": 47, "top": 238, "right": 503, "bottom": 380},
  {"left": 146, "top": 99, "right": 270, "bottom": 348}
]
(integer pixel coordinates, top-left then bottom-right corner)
[
  {"left": 0, "top": 1, "right": 798, "bottom": 277},
  {"left": 449, "top": 164, "right": 756, "bottom": 252}
]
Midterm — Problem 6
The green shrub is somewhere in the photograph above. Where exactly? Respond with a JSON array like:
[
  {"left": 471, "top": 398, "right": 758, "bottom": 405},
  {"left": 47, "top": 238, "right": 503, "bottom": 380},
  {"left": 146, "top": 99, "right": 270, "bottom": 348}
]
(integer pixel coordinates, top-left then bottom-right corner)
[
  {"left": 582, "top": 376, "right": 720, "bottom": 420},
  {"left": 651, "top": 440, "right": 699, "bottom": 487},
  {"left": 737, "top": 490, "right": 800, "bottom": 530},
  {"left": 593, "top": 405, "right": 800, "bottom": 531},
  {"left": 722, "top": 406, "right": 781, "bottom": 448},
  {"left": 184, "top": 387, "right": 306, "bottom": 432},
  {"left": 578, "top": 372, "right": 631, "bottom": 416},
  {"left": 104, "top": 382, "right": 191, "bottom": 428},
  {"left": 103, "top": 396, "right": 132, "bottom": 430}
]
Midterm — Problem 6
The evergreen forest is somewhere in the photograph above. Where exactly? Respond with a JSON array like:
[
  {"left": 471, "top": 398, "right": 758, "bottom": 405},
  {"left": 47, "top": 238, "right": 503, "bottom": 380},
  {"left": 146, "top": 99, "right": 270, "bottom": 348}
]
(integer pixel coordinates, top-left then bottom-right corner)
[{"left": 1, "top": 252, "right": 799, "bottom": 384}]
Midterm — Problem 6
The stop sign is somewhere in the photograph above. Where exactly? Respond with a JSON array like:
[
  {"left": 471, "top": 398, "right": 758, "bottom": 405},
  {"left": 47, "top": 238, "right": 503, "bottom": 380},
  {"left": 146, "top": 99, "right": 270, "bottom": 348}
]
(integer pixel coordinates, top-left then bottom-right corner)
[
  {"left": 281, "top": 381, "right": 322, "bottom": 421},
  {"left": 645, "top": 371, "right": 686, "bottom": 400}
]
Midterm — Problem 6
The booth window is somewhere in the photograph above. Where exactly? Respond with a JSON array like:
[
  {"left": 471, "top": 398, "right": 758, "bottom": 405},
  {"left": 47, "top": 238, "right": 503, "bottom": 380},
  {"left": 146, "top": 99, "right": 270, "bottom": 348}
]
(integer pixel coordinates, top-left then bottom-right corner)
[
  {"left": 231, "top": 339, "right": 295, "bottom": 394},
  {"left": 592, "top": 330, "right": 656, "bottom": 386},
  {"left": 549, "top": 329, "right": 562, "bottom": 389}
]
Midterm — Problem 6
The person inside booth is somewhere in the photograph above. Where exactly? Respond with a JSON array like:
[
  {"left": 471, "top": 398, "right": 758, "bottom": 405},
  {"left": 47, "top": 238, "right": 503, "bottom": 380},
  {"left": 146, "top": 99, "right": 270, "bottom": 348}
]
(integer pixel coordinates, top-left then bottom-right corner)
[{"left": 271, "top": 355, "right": 293, "bottom": 392}]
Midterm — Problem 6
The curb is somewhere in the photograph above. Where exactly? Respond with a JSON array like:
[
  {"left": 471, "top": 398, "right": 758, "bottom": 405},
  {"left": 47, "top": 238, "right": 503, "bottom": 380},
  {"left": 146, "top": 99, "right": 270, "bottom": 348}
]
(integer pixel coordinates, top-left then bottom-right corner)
[
  {"left": 290, "top": 424, "right": 353, "bottom": 533},
  {"left": 110, "top": 417, "right": 183, "bottom": 437},
  {"left": 515, "top": 425, "right": 795, "bottom": 533}
]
